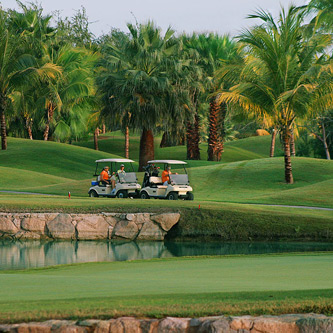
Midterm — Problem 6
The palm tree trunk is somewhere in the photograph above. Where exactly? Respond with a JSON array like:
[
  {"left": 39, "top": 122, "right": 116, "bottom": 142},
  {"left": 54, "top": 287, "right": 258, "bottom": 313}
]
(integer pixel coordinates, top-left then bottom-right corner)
[
  {"left": 270, "top": 128, "right": 277, "bottom": 157},
  {"left": 27, "top": 125, "right": 33, "bottom": 140},
  {"left": 25, "top": 117, "right": 33, "bottom": 140},
  {"left": 282, "top": 128, "right": 294, "bottom": 184},
  {"left": 160, "top": 131, "right": 169, "bottom": 148},
  {"left": 192, "top": 113, "right": 201, "bottom": 159},
  {"left": 290, "top": 130, "right": 296, "bottom": 156},
  {"left": 139, "top": 128, "right": 154, "bottom": 171},
  {"left": 219, "top": 102, "right": 228, "bottom": 154},
  {"left": 94, "top": 127, "right": 99, "bottom": 150},
  {"left": 321, "top": 121, "right": 331, "bottom": 160},
  {"left": 125, "top": 126, "right": 129, "bottom": 158},
  {"left": 186, "top": 121, "right": 194, "bottom": 159},
  {"left": 43, "top": 103, "right": 55, "bottom": 141},
  {"left": 0, "top": 95, "right": 7, "bottom": 150},
  {"left": 208, "top": 97, "right": 223, "bottom": 161},
  {"left": 102, "top": 123, "right": 106, "bottom": 134}
]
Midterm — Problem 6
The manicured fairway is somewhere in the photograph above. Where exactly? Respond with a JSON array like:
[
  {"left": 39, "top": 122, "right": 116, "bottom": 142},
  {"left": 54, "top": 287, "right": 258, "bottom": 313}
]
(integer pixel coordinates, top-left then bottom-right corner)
[{"left": 0, "top": 254, "right": 332, "bottom": 322}]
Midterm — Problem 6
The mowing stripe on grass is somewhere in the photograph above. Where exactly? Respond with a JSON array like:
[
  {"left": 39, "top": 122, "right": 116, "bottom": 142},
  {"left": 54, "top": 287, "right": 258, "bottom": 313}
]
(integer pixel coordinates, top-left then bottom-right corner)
[{"left": 1, "top": 254, "right": 332, "bottom": 302}]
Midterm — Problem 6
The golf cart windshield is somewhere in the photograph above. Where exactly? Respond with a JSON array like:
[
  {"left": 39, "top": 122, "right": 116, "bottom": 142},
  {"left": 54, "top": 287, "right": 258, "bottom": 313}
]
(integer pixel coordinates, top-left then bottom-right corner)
[
  {"left": 118, "top": 172, "right": 137, "bottom": 184},
  {"left": 170, "top": 174, "right": 189, "bottom": 185}
]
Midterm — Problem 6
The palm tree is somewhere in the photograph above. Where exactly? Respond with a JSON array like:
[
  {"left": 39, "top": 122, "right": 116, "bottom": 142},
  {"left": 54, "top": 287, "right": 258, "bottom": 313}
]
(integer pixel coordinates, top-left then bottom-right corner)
[
  {"left": 218, "top": 6, "right": 333, "bottom": 183},
  {"left": 307, "top": 0, "right": 333, "bottom": 33},
  {"left": 36, "top": 44, "right": 97, "bottom": 142},
  {"left": 98, "top": 22, "right": 182, "bottom": 170},
  {"left": 186, "top": 34, "right": 238, "bottom": 161},
  {"left": 0, "top": 8, "right": 59, "bottom": 150}
]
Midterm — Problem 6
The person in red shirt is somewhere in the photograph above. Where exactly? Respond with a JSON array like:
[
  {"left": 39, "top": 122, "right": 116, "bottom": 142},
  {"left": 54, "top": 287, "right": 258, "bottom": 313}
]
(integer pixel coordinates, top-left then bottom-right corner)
[{"left": 100, "top": 166, "right": 111, "bottom": 185}]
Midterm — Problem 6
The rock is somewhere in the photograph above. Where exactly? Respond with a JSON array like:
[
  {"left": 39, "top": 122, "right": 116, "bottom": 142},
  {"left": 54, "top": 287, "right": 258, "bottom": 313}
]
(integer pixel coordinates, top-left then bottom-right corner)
[
  {"left": 252, "top": 315, "right": 299, "bottom": 333},
  {"left": 107, "top": 226, "right": 114, "bottom": 240},
  {"left": 21, "top": 217, "right": 45, "bottom": 234},
  {"left": 46, "top": 214, "right": 75, "bottom": 240},
  {"left": 136, "top": 221, "right": 165, "bottom": 241},
  {"left": 158, "top": 317, "right": 190, "bottom": 332},
  {"left": 133, "top": 213, "right": 151, "bottom": 225},
  {"left": 44, "top": 213, "right": 59, "bottom": 222},
  {"left": 199, "top": 317, "right": 235, "bottom": 332},
  {"left": 105, "top": 216, "right": 117, "bottom": 227},
  {"left": 45, "top": 320, "right": 83, "bottom": 333},
  {"left": 230, "top": 316, "right": 254, "bottom": 331},
  {"left": 151, "top": 213, "right": 180, "bottom": 231},
  {"left": 76, "top": 216, "right": 109, "bottom": 240},
  {"left": 112, "top": 220, "right": 139, "bottom": 240},
  {"left": 8, "top": 322, "right": 52, "bottom": 333},
  {"left": 0, "top": 324, "right": 12, "bottom": 332},
  {"left": 126, "top": 214, "right": 135, "bottom": 221},
  {"left": 108, "top": 319, "right": 123, "bottom": 333},
  {"left": 94, "top": 320, "right": 112, "bottom": 333},
  {"left": 15, "top": 230, "right": 41, "bottom": 240},
  {"left": 296, "top": 316, "right": 333, "bottom": 332},
  {"left": 255, "top": 129, "right": 270, "bottom": 136},
  {"left": 119, "top": 317, "right": 141, "bottom": 332},
  {"left": 0, "top": 216, "right": 18, "bottom": 234},
  {"left": 139, "top": 319, "right": 159, "bottom": 333},
  {"left": 101, "top": 212, "right": 118, "bottom": 217},
  {"left": 12, "top": 214, "right": 23, "bottom": 229}
]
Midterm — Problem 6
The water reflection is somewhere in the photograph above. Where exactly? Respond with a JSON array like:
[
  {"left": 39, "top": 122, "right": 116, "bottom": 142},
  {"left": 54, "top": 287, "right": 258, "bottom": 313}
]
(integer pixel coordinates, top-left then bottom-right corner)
[{"left": 1, "top": 240, "right": 333, "bottom": 270}]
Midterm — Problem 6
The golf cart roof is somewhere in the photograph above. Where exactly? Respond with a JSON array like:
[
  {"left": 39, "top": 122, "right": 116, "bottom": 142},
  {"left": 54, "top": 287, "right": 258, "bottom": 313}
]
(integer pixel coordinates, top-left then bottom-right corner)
[
  {"left": 148, "top": 160, "right": 187, "bottom": 165},
  {"left": 95, "top": 158, "right": 135, "bottom": 163}
]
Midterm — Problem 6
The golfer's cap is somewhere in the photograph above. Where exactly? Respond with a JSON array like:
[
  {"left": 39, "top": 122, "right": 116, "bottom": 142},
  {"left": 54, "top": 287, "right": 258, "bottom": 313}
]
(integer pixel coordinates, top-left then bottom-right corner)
[
  {"left": 120, "top": 164, "right": 124, "bottom": 167},
  {"left": 104, "top": 166, "right": 109, "bottom": 169}
]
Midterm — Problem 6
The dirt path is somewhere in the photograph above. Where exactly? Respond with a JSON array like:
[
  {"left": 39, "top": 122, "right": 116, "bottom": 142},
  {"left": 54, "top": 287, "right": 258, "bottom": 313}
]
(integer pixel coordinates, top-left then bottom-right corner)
[{"left": 247, "top": 203, "right": 333, "bottom": 211}]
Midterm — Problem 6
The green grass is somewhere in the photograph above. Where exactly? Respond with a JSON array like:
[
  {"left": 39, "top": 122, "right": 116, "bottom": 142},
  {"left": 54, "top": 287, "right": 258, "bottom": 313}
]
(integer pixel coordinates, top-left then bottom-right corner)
[
  {"left": 0, "top": 136, "right": 332, "bottom": 207},
  {"left": 0, "top": 253, "right": 332, "bottom": 322},
  {"left": 0, "top": 134, "right": 332, "bottom": 322}
]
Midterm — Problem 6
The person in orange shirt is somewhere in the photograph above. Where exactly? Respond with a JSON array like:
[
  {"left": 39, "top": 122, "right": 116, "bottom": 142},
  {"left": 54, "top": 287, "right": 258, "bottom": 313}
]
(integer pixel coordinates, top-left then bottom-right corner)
[
  {"left": 100, "top": 166, "right": 111, "bottom": 185},
  {"left": 162, "top": 166, "right": 171, "bottom": 185}
]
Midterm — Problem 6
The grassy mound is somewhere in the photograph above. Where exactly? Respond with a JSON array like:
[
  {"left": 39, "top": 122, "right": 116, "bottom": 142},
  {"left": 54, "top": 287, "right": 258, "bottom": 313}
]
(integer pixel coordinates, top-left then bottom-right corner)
[
  {"left": 0, "top": 254, "right": 332, "bottom": 322},
  {"left": 0, "top": 137, "right": 120, "bottom": 179},
  {"left": 74, "top": 131, "right": 282, "bottom": 163},
  {"left": 0, "top": 136, "right": 332, "bottom": 207}
]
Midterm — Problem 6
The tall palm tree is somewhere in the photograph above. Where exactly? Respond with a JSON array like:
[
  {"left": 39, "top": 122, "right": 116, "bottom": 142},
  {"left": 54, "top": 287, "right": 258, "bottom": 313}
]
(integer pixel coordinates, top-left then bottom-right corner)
[
  {"left": 218, "top": 6, "right": 333, "bottom": 183},
  {"left": 98, "top": 22, "right": 182, "bottom": 170},
  {"left": 186, "top": 34, "right": 238, "bottom": 161}
]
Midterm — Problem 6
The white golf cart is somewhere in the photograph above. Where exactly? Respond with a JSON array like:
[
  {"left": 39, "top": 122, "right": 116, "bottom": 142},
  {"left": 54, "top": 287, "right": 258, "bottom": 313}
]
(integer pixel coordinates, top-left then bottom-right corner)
[
  {"left": 140, "top": 160, "right": 194, "bottom": 200},
  {"left": 88, "top": 158, "right": 141, "bottom": 198}
]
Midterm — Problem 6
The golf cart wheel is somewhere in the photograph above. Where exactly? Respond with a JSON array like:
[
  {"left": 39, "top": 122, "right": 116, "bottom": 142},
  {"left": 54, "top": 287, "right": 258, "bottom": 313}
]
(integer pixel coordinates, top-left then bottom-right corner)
[
  {"left": 140, "top": 191, "right": 150, "bottom": 199},
  {"left": 167, "top": 192, "right": 178, "bottom": 200},
  {"left": 187, "top": 192, "right": 194, "bottom": 201},
  {"left": 89, "top": 190, "right": 99, "bottom": 198},
  {"left": 116, "top": 190, "right": 128, "bottom": 198}
]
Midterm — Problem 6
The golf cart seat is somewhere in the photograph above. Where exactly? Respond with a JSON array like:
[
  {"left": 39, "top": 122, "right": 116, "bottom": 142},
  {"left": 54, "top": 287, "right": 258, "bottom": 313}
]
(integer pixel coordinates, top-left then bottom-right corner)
[{"left": 149, "top": 176, "right": 163, "bottom": 187}]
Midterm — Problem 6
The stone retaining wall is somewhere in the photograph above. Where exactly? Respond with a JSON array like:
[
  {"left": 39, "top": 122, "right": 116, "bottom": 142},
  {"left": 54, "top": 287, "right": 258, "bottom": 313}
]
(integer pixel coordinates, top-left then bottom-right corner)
[
  {"left": 0, "top": 314, "right": 332, "bottom": 332},
  {"left": 0, "top": 212, "right": 180, "bottom": 241}
]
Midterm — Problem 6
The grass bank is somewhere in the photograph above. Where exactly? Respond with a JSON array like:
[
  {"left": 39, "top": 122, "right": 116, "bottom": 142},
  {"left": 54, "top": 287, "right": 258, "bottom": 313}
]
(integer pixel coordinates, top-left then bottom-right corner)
[
  {"left": 0, "top": 194, "right": 332, "bottom": 241},
  {"left": 0, "top": 253, "right": 332, "bottom": 323}
]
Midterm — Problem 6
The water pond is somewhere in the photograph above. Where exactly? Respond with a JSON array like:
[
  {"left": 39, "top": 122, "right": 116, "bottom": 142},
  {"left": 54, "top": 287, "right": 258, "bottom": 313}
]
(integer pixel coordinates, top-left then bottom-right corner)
[{"left": 1, "top": 240, "right": 333, "bottom": 270}]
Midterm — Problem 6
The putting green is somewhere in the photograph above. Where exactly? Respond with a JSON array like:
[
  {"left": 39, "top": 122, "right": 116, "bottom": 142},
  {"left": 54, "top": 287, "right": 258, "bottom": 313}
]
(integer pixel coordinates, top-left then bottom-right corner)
[{"left": 1, "top": 254, "right": 333, "bottom": 302}]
